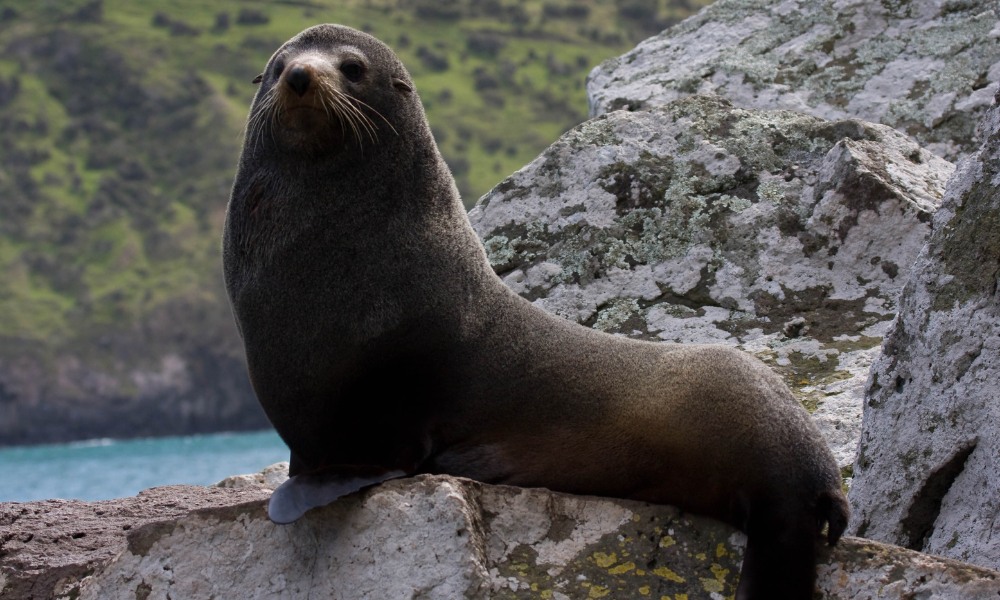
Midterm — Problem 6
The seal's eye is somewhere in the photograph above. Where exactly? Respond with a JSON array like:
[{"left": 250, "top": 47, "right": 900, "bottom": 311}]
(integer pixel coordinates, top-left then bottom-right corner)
[
  {"left": 340, "top": 60, "right": 365, "bottom": 83},
  {"left": 272, "top": 59, "right": 286, "bottom": 78}
]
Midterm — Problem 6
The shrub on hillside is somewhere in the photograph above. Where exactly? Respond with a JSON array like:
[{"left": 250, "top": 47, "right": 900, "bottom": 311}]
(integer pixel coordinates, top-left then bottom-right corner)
[{"left": 236, "top": 9, "right": 269, "bottom": 26}]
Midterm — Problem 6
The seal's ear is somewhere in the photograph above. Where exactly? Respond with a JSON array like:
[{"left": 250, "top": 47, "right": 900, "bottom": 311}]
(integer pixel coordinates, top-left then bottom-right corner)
[
  {"left": 392, "top": 77, "right": 412, "bottom": 94},
  {"left": 252, "top": 74, "right": 263, "bottom": 84}
]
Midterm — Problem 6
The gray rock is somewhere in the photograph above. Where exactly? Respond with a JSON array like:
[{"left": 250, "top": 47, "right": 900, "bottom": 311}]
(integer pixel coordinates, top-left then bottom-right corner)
[
  {"left": 848, "top": 97, "right": 1000, "bottom": 569},
  {"left": 216, "top": 461, "right": 290, "bottom": 490},
  {"left": 587, "top": 0, "right": 1000, "bottom": 161},
  {"left": 470, "top": 95, "right": 953, "bottom": 467},
  {"left": 0, "top": 485, "right": 270, "bottom": 600},
  {"left": 4, "top": 477, "right": 997, "bottom": 599}
]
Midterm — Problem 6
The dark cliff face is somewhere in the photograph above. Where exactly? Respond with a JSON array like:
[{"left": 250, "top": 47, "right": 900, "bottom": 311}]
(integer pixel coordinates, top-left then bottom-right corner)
[
  {"left": 0, "top": 348, "right": 267, "bottom": 446},
  {"left": 0, "top": 301, "right": 268, "bottom": 446}
]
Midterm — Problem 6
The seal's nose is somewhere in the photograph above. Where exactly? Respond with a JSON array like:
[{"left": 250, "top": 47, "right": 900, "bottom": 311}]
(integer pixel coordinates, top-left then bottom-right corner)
[{"left": 286, "top": 65, "right": 311, "bottom": 97}]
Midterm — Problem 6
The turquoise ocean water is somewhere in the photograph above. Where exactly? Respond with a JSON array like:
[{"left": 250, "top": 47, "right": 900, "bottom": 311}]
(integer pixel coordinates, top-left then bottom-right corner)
[{"left": 0, "top": 430, "right": 289, "bottom": 503}]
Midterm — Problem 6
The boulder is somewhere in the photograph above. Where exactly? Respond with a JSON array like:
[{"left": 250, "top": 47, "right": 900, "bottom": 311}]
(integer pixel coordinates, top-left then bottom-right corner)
[
  {"left": 847, "top": 96, "right": 1000, "bottom": 569},
  {"left": 2, "top": 476, "right": 998, "bottom": 599},
  {"left": 469, "top": 94, "right": 953, "bottom": 467},
  {"left": 587, "top": 0, "right": 1000, "bottom": 162},
  {"left": 216, "top": 461, "right": 290, "bottom": 490},
  {"left": 0, "top": 485, "right": 270, "bottom": 600}
]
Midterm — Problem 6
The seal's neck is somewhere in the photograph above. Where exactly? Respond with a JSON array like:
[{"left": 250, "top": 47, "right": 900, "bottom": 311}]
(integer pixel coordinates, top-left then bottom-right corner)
[{"left": 223, "top": 127, "right": 487, "bottom": 314}]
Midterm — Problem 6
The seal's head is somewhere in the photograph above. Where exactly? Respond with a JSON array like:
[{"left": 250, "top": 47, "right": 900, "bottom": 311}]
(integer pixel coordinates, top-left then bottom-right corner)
[{"left": 246, "top": 24, "right": 416, "bottom": 156}]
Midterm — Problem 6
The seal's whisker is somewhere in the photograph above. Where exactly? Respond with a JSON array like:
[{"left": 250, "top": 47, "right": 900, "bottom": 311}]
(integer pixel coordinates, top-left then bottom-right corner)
[
  {"left": 319, "top": 85, "right": 353, "bottom": 148},
  {"left": 331, "top": 91, "right": 364, "bottom": 148},
  {"left": 349, "top": 95, "right": 399, "bottom": 138},
  {"left": 330, "top": 86, "right": 378, "bottom": 146},
  {"left": 315, "top": 79, "right": 337, "bottom": 126},
  {"left": 246, "top": 104, "right": 266, "bottom": 154},
  {"left": 272, "top": 94, "right": 285, "bottom": 148},
  {"left": 246, "top": 85, "right": 282, "bottom": 155},
  {"left": 343, "top": 94, "right": 382, "bottom": 143},
  {"left": 316, "top": 82, "right": 337, "bottom": 114},
  {"left": 245, "top": 96, "right": 265, "bottom": 149},
  {"left": 334, "top": 89, "right": 368, "bottom": 146},
  {"left": 349, "top": 103, "right": 376, "bottom": 146},
  {"left": 321, "top": 81, "right": 378, "bottom": 145},
  {"left": 317, "top": 79, "right": 367, "bottom": 148}
]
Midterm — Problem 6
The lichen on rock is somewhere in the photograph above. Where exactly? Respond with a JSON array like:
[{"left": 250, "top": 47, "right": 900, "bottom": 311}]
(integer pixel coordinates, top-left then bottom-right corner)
[
  {"left": 587, "top": 0, "right": 1000, "bottom": 162},
  {"left": 470, "top": 94, "right": 952, "bottom": 467}
]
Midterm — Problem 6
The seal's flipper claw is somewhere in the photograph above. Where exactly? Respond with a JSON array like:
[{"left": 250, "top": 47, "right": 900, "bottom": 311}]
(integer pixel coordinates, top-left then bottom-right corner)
[{"left": 267, "top": 469, "right": 406, "bottom": 524}]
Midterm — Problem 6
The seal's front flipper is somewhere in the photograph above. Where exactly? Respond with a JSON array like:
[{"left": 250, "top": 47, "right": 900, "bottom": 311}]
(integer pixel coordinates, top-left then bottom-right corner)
[{"left": 267, "top": 468, "right": 406, "bottom": 524}]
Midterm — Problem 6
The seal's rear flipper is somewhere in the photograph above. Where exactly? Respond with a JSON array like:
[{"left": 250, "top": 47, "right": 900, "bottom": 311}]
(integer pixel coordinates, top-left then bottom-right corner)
[
  {"left": 821, "top": 488, "right": 850, "bottom": 545},
  {"left": 736, "top": 533, "right": 817, "bottom": 599},
  {"left": 268, "top": 468, "right": 406, "bottom": 524},
  {"left": 735, "top": 508, "right": 820, "bottom": 600}
]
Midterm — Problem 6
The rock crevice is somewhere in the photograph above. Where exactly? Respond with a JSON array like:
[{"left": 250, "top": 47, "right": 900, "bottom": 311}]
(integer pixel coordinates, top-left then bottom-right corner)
[{"left": 848, "top": 96, "right": 1000, "bottom": 570}]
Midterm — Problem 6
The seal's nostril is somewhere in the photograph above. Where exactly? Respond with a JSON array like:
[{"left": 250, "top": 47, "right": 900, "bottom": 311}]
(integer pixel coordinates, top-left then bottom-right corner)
[{"left": 286, "top": 65, "right": 310, "bottom": 97}]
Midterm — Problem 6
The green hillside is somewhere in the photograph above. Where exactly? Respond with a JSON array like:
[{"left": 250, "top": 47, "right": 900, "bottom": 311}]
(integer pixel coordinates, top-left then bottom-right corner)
[{"left": 0, "top": 0, "right": 710, "bottom": 443}]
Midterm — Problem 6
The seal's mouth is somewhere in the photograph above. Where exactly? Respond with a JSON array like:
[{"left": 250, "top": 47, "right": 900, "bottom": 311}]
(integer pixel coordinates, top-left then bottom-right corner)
[{"left": 280, "top": 104, "right": 331, "bottom": 130}]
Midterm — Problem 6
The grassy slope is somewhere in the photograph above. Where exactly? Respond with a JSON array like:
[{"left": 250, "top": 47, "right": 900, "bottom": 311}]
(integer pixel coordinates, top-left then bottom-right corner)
[{"left": 0, "top": 0, "right": 709, "bottom": 361}]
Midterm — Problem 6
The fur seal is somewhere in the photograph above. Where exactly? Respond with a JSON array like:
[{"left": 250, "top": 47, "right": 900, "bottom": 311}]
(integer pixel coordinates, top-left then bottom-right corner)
[{"left": 222, "top": 24, "right": 849, "bottom": 599}]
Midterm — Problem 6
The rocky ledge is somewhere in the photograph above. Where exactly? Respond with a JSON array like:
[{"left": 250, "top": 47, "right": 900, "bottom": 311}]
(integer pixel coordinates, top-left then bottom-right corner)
[{"left": 2, "top": 473, "right": 999, "bottom": 600}]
